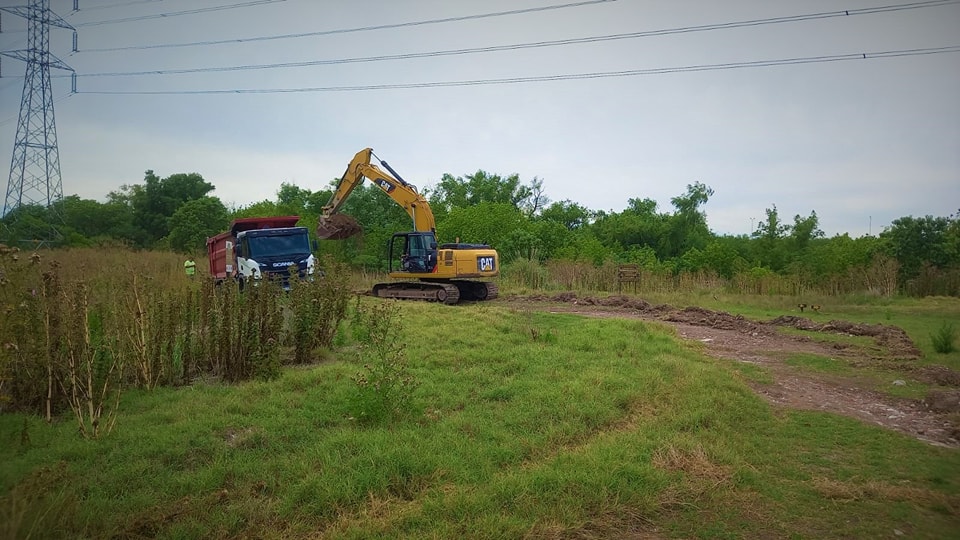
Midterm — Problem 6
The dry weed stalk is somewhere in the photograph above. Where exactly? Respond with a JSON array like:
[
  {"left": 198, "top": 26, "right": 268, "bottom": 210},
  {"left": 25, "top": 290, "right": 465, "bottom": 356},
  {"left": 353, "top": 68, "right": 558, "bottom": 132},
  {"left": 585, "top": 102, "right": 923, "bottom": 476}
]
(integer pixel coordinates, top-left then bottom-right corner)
[
  {"left": 129, "top": 275, "right": 158, "bottom": 388},
  {"left": 58, "top": 281, "right": 123, "bottom": 438}
]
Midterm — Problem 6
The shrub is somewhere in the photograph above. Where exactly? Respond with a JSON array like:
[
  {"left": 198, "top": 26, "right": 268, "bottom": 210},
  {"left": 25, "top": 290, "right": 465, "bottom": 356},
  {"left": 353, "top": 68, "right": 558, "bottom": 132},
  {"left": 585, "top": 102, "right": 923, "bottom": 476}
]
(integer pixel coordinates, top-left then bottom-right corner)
[
  {"left": 349, "top": 301, "right": 417, "bottom": 424},
  {"left": 287, "top": 256, "right": 352, "bottom": 364},
  {"left": 931, "top": 322, "right": 957, "bottom": 354}
]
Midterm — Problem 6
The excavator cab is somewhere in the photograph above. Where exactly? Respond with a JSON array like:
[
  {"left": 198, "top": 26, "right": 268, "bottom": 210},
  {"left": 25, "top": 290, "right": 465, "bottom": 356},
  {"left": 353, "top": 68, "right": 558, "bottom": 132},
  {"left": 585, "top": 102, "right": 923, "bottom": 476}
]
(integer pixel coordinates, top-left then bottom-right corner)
[{"left": 389, "top": 231, "right": 437, "bottom": 274}]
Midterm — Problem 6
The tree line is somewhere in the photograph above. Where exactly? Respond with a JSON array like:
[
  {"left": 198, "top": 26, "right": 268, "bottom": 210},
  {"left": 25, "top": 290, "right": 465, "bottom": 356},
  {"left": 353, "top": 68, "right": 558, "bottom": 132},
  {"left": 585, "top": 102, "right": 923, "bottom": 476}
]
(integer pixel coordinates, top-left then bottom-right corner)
[{"left": 1, "top": 168, "right": 957, "bottom": 296}]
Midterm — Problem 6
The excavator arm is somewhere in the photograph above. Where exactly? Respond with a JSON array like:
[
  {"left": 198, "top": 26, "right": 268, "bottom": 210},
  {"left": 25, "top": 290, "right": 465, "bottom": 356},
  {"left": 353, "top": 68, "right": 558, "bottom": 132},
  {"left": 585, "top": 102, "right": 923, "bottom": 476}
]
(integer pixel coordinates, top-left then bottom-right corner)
[{"left": 317, "top": 148, "right": 436, "bottom": 239}]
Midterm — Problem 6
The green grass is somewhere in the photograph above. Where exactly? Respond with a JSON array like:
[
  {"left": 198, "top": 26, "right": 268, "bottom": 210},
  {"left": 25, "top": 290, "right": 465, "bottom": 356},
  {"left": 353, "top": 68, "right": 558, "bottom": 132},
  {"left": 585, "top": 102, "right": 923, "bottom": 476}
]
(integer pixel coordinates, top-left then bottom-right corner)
[
  {"left": 727, "top": 361, "right": 775, "bottom": 385},
  {"left": 785, "top": 353, "right": 851, "bottom": 374},
  {"left": 2, "top": 300, "right": 959, "bottom": 539}
]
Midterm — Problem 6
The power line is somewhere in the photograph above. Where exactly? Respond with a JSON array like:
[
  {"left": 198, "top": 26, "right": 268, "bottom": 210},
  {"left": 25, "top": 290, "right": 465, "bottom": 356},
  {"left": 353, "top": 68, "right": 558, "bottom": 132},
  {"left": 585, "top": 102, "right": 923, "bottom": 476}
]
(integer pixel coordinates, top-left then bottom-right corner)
[
  {"left": 0, "top": 77, "right": 24, "bottom": 92},
  {"left": 69, "top": 0, "right": 167, "bottom": 13},
  {"left": 0, "top": 92, "right": 74, "bottom": 128},
  {"left": 73, "top": 46, "right": 960, "bottom": 95},
  {"left": 73, "top": 0, "right": 287, "bottom": 27},
  {"left": 71, "top": 0, "right": 960, "bottom": 79},
  {"left": 76, "top": 0, "right": 619, "bottom": 52}
]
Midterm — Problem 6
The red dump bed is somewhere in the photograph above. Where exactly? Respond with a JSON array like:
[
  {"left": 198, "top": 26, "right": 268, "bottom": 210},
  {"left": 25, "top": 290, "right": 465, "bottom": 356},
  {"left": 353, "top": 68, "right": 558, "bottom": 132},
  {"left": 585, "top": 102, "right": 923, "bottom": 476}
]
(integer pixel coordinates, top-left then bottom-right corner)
[
  {"left": 206, "top": 216, "right": 300, "bottom": 280},
  {"left": 229, "top": 215, "right": 299, "bottom": 234}
]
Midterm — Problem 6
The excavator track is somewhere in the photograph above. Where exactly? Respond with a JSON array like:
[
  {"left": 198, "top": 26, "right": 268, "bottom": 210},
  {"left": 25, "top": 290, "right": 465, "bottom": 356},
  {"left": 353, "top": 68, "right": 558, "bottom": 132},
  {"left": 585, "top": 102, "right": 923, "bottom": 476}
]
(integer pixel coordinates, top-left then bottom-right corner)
[
  {"left": 372, "top": 281, "right": 460, "bottom": 305},
  {"left": 451, "top": 281, "right": 498, "bottom": 302}
]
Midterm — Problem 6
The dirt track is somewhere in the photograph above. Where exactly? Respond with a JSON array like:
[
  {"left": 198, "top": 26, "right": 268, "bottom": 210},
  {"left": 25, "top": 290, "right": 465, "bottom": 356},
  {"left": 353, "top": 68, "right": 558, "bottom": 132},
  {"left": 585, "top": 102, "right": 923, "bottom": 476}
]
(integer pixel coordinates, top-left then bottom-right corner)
[{"left": 501, "top": 293, "right": 960, "bottom": 448}]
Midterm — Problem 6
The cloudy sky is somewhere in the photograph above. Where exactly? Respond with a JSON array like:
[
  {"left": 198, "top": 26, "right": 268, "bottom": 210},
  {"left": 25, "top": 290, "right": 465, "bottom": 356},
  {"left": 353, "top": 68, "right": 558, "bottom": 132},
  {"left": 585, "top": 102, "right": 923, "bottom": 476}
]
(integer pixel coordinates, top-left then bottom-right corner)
[{"left": 1, "top": 0, "right": 957, "bottom": 237}]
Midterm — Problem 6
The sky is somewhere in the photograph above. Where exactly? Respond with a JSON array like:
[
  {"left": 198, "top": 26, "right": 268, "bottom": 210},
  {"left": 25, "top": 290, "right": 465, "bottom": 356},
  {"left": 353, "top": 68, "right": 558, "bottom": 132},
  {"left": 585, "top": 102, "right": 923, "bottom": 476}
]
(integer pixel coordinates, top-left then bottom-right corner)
[{"left": 0, "top": 0, "right": 958, "bottom": 238}]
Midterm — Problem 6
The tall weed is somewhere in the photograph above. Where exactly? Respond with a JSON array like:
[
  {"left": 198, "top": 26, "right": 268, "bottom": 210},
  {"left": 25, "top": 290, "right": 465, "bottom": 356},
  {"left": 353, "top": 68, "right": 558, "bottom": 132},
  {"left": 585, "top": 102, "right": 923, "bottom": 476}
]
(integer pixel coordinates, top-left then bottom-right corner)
[
  {"left": 0, "top": 247, "right": 49, "bottom": 415},
  {"left": 287, "top": 257, "right": 352, "bottom": 364},
  {"left": 349, "top": 301, "right": 417, "bottom": 424}
]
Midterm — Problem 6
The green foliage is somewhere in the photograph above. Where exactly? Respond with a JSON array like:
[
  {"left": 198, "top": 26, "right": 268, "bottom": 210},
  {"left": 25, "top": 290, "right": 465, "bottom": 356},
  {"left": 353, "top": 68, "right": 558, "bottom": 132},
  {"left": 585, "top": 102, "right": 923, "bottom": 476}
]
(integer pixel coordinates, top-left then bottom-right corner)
[
  {"left": 752, "top": 204, "right": 791, "bottom": 271},
  {"left": 503, "top": 256, "right": 548, "bottom": 290},
  {"left": 539, "top": 199, "right": 591, "bottom": 230},
  {"left": 348, "top": 301, "right": 417, "bottom": 424},
  {"left": 667, "top": 181, "right": 714, "bottom": 256},
  {"left": 125, "top": 170, "right": 216, "bottom": 246},
  {"left": 59, "top": 195, "right": 140, "bottom": 245},
  {"left": 200, "top": 280, "right": 284, "bottom": 383},
  {"left": 428, "top": 170, "right": 541, "bottom": 218},
  {"left": 931, "top": 322, "right": 956, "bottom": 354},
  {"left": 167, "top": 196, "right": 229, "bottom": 253},
  {"left": 0, "top": 462, "right": 74, "bottom": 538},
  {"left": 882, "top": 215, "right": 954, "bottom": 284},
  {"left": 287, "top": 257, "right": 352, "bottom": 364},
  {"left": 0, "top": 204, "right": 62, "bottom": 245},
  {"left": 789, "top": 210, "right": 824, "bottom": 252},
  {"left": 553, "top": 230, "right": 613, "bottom": 266},
  {"left": 436, "top": 202, "right": 525, "bottom": 249}
]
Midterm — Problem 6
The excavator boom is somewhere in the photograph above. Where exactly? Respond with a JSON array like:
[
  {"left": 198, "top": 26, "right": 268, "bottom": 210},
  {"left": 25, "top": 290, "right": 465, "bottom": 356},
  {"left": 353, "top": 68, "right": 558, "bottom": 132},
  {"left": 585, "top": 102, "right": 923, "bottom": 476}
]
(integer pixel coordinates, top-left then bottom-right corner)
[{"left": 316, "top": 147, "right": 435, "bottom": 239}]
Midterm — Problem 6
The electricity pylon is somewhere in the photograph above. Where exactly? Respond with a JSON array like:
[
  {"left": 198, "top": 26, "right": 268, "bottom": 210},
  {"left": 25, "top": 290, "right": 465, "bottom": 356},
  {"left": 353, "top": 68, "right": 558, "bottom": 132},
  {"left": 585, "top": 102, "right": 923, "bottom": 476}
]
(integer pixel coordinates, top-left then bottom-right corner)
[{"left": 0, "top": 0, "right": 76, "bottom": 244}]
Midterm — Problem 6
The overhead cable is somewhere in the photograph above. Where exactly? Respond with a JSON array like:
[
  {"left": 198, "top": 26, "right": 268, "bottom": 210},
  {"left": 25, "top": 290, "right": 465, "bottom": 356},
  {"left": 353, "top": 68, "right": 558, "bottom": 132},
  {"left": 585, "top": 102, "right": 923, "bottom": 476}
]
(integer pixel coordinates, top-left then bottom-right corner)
[
  {"left": 77, "top": 0, "right": 618, "bottom": 52},
  {"left": 74, "top": 0, "right": 287, "bottom": 27},
  {"left": 74, "top": 0, "right": 960, "bottom": 78},
  {"left": 0, "top": 92, "right": 74, "bottom": 127},
  {"left": 69, "top": 0, "right": 167, "bottom": 14},
  {"left": 73, "top": 46, "right": 960, "bottom": 95}
]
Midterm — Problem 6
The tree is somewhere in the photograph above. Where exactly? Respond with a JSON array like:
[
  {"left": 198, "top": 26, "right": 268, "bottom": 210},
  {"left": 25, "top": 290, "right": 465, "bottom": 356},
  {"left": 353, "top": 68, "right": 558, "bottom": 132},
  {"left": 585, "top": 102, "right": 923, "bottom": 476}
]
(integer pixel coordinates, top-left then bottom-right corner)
[
  {"left": 130, "top": 171, "right": 216, "bottom": 246},
  {"left": 275, "top": 183, "right": 313, "bottom": 215},
  {"left": 753, "top": 204, "right": 790, "bottom": 271},
  {"left": 436, "top": 202, "right": 525, "bottom": 251},
  {"left": 666, "top": 182, "right": 715, "bottom": 258},
  {"left": 168, "top": 196, "right": 229, "bottom": 253},
  {"left": 539, "top": 199, "right": 591, "bottom": 230},
  {"left": 881, "top": 215, "right": 953, "bottom": 283},
  {"left": 591, "top": 207, "right": 668, "bottom": 258},
  {"left": 521, "top": 177, "right": 549, "bottom": 217},
  {"left": 428, "top": 170, "right": 540, "bottom": 217},
  {"left": 789, "top": 211, "right": 824, "bottom": 252},
  {"left": 701, "top": 239, "right": 749, "bottom": 279},
  {"left": 59, "top": 195, "right": 139, "bottom": 244}
]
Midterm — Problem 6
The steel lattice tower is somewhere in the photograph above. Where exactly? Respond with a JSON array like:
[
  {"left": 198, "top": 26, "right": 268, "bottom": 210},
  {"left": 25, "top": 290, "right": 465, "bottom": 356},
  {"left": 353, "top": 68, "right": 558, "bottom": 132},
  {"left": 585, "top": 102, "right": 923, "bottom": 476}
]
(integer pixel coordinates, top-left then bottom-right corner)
[{"left": 0, "top": 0, "right": 75, "bottom": 236}]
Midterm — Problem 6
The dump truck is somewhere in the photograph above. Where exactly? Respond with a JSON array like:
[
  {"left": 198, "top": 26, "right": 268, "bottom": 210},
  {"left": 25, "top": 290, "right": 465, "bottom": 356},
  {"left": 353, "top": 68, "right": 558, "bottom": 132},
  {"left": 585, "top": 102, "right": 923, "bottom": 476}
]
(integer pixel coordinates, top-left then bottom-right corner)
[{"left": 206, "top": 215, "right": 316, "bottom": 289}]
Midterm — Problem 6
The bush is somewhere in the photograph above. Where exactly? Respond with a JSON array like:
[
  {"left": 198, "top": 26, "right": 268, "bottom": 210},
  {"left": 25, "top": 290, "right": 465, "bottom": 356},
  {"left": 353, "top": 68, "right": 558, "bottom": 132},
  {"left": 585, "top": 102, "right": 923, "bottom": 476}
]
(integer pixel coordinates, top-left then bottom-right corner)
[
  {"left": 287, "top": 256, "right": 352, "bottom": 364},
  {"left": 348, "top": 301, "right": 417, "bottom": 424},
  {"left": 931, "top": 322, "right": 957, "bottom": 354}
]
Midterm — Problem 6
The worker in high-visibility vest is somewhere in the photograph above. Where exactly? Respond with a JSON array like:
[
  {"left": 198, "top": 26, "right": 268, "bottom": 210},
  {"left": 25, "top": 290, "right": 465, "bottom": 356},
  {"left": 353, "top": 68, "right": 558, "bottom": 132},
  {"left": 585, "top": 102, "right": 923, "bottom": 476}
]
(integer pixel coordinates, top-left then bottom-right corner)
[{"left": 184, "top": 258, "right": 196, "bottom": 278}]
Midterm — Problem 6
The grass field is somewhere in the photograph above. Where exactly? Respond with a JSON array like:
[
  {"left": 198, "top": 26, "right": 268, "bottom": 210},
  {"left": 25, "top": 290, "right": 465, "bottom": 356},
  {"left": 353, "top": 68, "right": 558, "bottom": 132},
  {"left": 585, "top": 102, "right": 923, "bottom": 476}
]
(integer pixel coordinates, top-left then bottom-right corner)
[{"left": 2, "top": 293, "right": 958, "bottom": 539}]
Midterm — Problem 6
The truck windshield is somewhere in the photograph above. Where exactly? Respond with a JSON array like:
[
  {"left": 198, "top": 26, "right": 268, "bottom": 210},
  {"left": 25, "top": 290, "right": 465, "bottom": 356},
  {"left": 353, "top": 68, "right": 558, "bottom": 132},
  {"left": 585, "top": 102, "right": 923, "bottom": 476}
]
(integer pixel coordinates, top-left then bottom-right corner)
[{"left": 247, "top": 232, "right": 310, "bottom": 259}]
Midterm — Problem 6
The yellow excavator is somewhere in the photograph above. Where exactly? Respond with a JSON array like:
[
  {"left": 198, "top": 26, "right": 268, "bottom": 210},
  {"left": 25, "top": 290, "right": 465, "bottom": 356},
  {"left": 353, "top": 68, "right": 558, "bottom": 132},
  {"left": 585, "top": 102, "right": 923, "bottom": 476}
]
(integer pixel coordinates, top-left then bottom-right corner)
[{"left": 316, "top": 148, "right": 499, "bottom": 304}]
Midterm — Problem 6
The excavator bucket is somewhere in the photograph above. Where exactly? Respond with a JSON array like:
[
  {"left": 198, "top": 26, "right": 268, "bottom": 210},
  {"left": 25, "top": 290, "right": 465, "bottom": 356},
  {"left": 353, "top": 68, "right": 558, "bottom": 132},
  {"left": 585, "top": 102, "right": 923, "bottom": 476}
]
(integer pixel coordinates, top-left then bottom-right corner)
[{"left": 316, "top": 214, "right": 363, "bottom": 240}]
